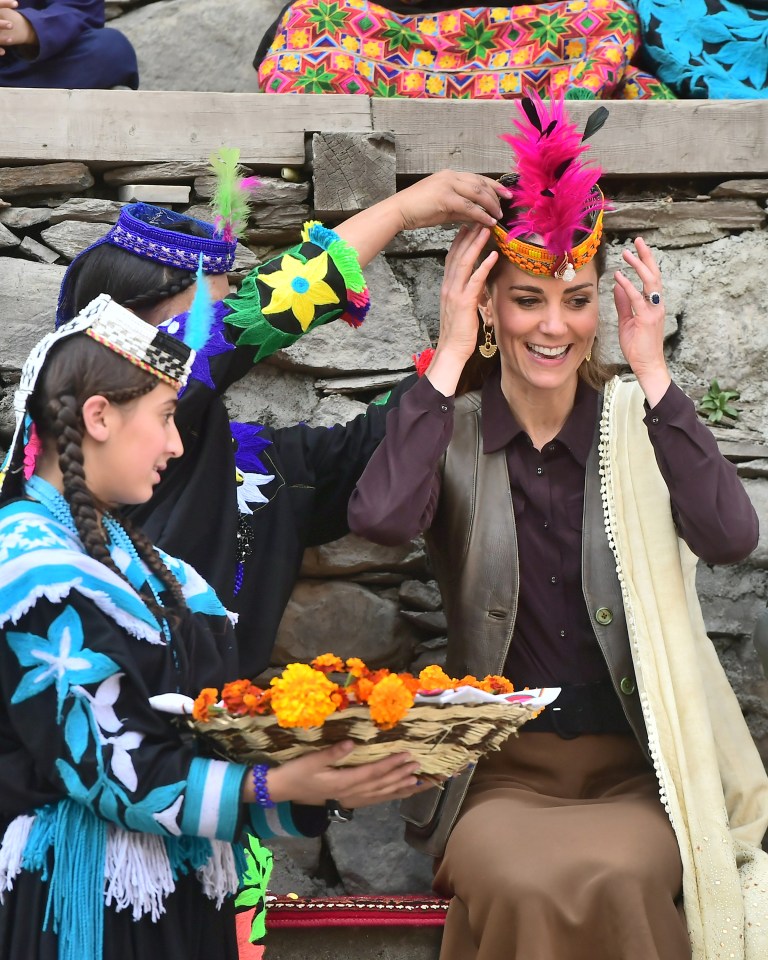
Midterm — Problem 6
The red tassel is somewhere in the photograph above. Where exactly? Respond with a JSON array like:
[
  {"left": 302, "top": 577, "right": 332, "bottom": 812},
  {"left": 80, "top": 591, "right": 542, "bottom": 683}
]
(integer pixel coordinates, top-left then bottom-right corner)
[{"left": 413, "top": 348, "right": 435, "bottom": 378}]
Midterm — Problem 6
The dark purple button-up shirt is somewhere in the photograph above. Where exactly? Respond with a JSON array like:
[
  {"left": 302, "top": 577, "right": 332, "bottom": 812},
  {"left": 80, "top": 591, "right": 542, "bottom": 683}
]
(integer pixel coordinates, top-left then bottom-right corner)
[{"left": 349, "top": 371, "right": 758, "bottom": 688}]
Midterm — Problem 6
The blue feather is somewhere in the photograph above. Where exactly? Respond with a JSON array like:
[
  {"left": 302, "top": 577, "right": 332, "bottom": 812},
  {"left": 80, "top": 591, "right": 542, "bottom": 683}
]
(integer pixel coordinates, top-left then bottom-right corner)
[{"left": 183, "top": 254, "right": 215, "bottom": 351}]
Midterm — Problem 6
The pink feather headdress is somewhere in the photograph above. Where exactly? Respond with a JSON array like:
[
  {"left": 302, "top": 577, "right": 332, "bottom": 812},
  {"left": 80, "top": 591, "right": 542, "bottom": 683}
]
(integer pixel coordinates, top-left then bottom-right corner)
[{"left": 494, "top": 92, "right": 609, "bottom": 281}]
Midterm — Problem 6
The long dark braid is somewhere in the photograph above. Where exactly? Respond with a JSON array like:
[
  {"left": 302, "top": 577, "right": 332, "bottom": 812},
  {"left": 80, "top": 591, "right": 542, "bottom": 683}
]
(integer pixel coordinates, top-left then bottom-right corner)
[
  {"left": 122, "top": 273, "right": 197, "bottom": 311},
  {"left": 24, "top": 334, "right": 190, "bottom": 620}
]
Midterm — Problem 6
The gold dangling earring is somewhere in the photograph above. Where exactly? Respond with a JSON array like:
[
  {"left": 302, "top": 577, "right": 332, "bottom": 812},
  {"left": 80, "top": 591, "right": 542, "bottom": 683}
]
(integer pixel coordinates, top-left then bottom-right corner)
[
  {"left": 585, "top": 349, "right": 592, "bottom": 363},
  {"left": 478, "top": 321, "right": 497, "bottom": 359}
]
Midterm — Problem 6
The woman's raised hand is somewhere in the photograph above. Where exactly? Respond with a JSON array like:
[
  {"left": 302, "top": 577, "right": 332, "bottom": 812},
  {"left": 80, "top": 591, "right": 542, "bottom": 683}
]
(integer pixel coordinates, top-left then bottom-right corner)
[
  {"left": 262, "top": 740, "right": 427, "bottom": 808},
  {"left": 613, "top": 237, "right": 671, "bottom": 407},
  {"left": 426, "top": 225, "right": 498, "bottom": 397},
  {"left": 335, "top": 171, "right": 512, "bottom": 268},
  {"left": 394, "top": 170, "right": 512, "bottom": 231}
]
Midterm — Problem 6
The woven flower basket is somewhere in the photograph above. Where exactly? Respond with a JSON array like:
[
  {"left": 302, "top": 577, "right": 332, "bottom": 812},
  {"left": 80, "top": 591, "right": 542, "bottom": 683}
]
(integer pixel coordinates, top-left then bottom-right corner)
[{"left": 185, "top": 700, "right": 539, "bottom": 777}]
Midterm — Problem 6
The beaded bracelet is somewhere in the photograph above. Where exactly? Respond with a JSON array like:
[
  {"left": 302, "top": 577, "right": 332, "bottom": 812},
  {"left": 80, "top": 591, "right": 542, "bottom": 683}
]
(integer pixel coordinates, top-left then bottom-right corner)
[{"left": 252, "top": 764, "right": 276, "bottom": 808}]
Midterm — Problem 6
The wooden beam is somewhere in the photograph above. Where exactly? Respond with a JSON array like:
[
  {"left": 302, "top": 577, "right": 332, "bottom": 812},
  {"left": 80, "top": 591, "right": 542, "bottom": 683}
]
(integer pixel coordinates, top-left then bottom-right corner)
[
  {"left": 2, "top": 90, "right": 372, "bottom": 166},
  {"left": 312, "top": 132, "right": 396, "bottom": 217},
  {"left": 371, "top": 100, "right": 768, "bottom": 177},
  {"left": 3, "top": 92, "right": 768, "bottom": 177}
]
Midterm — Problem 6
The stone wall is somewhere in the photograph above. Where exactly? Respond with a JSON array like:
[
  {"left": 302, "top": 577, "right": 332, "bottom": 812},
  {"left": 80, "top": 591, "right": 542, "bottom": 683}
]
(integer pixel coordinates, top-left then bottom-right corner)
[{"left": 1, "top": 156, "right": 767, "bottom": 897}]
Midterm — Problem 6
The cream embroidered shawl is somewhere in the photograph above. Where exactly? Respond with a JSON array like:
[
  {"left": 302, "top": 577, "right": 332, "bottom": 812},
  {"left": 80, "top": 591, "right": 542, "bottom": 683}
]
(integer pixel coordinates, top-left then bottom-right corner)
[{"left": 601, "top": 377, "right": 768, "bottom": 959}]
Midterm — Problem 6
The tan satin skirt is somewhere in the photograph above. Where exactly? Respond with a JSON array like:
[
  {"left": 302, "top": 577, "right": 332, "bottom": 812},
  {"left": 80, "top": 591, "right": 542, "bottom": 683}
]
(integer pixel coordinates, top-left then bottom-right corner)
[{"left": 433, "top": 732, "right": 691, "bottom": 960}]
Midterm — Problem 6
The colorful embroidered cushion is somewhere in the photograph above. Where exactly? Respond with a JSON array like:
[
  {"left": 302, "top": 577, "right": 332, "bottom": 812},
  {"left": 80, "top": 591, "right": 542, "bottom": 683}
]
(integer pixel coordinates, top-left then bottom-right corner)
[
  {"left": 254, "top": 0, "right": 675, "bottom": 100},
  {"left": 632, "top": 0, "right": 768, "bottom": 98}
]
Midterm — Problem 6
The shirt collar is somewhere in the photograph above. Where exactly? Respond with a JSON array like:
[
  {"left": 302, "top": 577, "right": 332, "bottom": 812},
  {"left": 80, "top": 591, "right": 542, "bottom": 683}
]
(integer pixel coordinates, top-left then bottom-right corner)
[{"left": 481, "top": 368, "right": 598, "bottom": 466}]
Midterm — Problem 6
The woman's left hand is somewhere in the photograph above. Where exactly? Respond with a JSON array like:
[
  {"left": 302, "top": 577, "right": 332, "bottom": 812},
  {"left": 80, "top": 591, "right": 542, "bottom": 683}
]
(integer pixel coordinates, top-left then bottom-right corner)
[{"left": 613, "top": 237, "right": 671, "bottom": 407}]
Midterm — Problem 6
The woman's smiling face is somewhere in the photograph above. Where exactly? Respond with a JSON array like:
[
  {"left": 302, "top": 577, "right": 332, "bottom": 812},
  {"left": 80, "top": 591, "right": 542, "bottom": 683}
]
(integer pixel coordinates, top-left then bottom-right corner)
[{"left": 486, "top": 257, "right": 600, "bottom": 394}]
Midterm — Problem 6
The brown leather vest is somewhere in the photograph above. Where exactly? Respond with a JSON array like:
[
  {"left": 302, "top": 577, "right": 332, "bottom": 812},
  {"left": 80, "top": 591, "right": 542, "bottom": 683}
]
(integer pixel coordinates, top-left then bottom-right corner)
[{"left": 401, "top": 390, "right": 647, "bottom": 857}]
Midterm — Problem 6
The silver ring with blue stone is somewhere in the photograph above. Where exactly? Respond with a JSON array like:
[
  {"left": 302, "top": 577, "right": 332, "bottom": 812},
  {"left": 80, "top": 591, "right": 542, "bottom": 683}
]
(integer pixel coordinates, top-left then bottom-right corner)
[{"left": 643, "top": 291, "right": 662, "bottom": 305}]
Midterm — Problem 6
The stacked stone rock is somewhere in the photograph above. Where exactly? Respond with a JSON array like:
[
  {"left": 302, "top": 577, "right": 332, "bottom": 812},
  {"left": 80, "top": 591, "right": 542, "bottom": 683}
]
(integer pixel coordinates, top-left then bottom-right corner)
[{"left": 1, "top": 158, "right": 767, "bottom": 897}]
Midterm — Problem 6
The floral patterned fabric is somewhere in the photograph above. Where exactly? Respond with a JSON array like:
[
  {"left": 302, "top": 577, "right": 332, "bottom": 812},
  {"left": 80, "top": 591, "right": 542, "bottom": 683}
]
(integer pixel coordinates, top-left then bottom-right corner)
[
  {"left": 255, "top": 0, "right": 674, "bottom": 99},
  {"left": 632, "top": 0, "right": 768, "bottom": 98}
]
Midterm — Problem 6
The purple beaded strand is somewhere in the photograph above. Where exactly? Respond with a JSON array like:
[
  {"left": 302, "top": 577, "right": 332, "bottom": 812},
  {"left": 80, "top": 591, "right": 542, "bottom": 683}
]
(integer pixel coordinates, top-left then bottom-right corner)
[{"left": 252, "top": 764, "right": 275, "bottom": 808}]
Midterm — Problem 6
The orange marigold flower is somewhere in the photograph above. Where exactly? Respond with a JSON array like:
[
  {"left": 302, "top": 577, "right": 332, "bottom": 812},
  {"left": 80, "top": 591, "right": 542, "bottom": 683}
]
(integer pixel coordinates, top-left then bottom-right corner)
[
  {"left": 345, "top": 657, "right": 370, "bottom": 678},
  {"left": 456, "top": 674, "right": 482, "bottom": 689},
  {"left": 193, "top": 688, "right": 219, "bottom": 722},
  {"left": 330, "top": 688, "right": 351, "bottom": 711},
  {"left": 478, "top": 675, "right": 515, "bottom": 695},
  {"left": 221, "top": 679, "right": 262, "bottom": 714},
  {"left": 351, "top": 676, "right": 375, "bottom": 703},
  {"left": 242, "top": 687, "right": 272, "bottom": 716},
  {"left": 270, "top": 662, "right": 340, "bottom": 729},
  {"left": 397, "top": 672, "right": 421, "bottom": 695},
  {"left": 367, "top": 668, "right": 390, "bottom": 685},
  {"left": 368, "top": 674, "right": 415, "bottom": 730},
  {"left": 311, "top": 653, "right": 345, "bottom": 674},
  {"left": 418, "top": 665, "right": 457, "bottom": 691}
]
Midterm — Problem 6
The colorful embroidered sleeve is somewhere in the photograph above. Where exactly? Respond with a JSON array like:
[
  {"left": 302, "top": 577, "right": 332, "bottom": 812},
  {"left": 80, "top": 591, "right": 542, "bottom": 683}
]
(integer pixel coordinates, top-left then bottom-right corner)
[
  {"left": 222, "top": 222, "right": 370, "bottom": 364},
  {"left": 0, "top": 593, "right": 248, "bottom": 844}
]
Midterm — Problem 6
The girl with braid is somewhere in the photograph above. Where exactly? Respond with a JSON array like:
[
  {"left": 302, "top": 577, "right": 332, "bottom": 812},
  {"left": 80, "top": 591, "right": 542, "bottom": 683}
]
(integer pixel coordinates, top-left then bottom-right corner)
[
  {"left": 0, "top": 296, "right": 427, "bottom": 960},
  {"left": 56, "top": 166, "right": 512, "bottom": 679}
]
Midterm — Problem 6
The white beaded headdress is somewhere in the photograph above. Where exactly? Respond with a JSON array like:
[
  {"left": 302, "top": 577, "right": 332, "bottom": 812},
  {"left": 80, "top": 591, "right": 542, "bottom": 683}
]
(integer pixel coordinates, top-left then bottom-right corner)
[{"left": 3, "top": 295, "right": 195, "bottom": 490}]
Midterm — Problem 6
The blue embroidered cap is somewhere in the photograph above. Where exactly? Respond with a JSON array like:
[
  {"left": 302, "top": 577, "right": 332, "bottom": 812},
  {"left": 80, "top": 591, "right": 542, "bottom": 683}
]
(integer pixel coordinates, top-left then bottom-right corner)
[{"left": 56, "top": 203, "right": 238, "bottom": 328}]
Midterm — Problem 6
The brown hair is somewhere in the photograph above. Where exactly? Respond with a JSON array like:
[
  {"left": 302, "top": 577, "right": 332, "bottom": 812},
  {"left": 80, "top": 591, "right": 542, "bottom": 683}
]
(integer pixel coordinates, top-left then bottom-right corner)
[
  {"left": 2, "top": 335, "right": 187, "bottom": 615},
  {"left": 456, "top": 235, "right": 614, "bottom": 396}
]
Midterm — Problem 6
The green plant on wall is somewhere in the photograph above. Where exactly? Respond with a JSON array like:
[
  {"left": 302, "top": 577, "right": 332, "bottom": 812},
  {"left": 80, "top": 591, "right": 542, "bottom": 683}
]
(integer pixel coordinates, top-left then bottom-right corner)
[{"left": 698, "top": 379, "right": 741, "bottom": 424}]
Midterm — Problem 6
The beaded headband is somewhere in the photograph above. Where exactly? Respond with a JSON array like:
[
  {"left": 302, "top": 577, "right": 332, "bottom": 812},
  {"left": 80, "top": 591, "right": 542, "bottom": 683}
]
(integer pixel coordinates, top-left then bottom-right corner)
[
  {"left": 3, "top": 295, "right": 195, "bottom": 490},
  {"left": 496, "top": 93, "right": 608, "bottom": 282},
  {"left": 55, "top": 204, "right": 236, "bottom": 327}
]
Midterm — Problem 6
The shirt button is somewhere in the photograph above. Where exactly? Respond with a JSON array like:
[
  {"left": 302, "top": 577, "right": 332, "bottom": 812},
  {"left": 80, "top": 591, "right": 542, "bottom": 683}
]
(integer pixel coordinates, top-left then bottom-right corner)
[
  {"left": 440, "top": 403, "right": 448, "bottom": 412},
  {"left": 559, "top": 629, "right": 566, "bottom": 637},
  {"left": 536, "top": 466, "right": 543, "bottom": 475},
  {"left": 543, "top": 521, "right": 549, "bottom": 529},
  {"left": 550, "top": 576, "right": 558, "bottom": 585},
  {"left": 651, "top": 416, "right": 659, "bottom": 424},
  {"left": 548, "top": 444, "right": 556, "bottom": 452},
  {"left": 595, "top": 606, "right": 613, "bottom": 625},
  {"left": 620, "top": 676, "right": 636, "bottom": 696}
]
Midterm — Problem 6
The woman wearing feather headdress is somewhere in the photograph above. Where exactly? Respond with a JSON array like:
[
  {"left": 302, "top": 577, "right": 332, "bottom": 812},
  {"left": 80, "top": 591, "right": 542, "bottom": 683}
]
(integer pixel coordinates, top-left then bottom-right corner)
[
  {"left": 349, "top": 94, "right": 768, "bottom": 959},
  {"left": 54, "top": 153, "right": 508, "bottom": 682}
]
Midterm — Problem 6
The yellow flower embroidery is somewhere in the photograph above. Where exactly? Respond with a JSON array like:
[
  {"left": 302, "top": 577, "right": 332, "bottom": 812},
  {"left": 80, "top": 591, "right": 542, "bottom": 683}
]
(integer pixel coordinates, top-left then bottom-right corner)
[
  {"left": 478, "top": 75, "right": 496, "bottom": 93},
  {"left": 290, "top": 29, "right": 310, "bottom": 49},
  {"left": 564, "top": 39, "right": 585, "bottom": 59},
  {"left": 426, "top": 76, "right": 444, "bottom": 94},
  {"left": 342, "top": 35, "right": 359, "bottom": 52},
  {"left": 415, "top": 49, "right": 435, "bottom": 67},
  {"left": 500, "top": 73, "right": 520, "bottom": 93},
  {"left": 420, "top": 18, "right": 438, "bottom": 35},
  {"left": 281, "top": 54, "right": 300, "bottom": 71},
  {"left": 403, "top": 72, "right": 424, "bottom": 91},
  {"left": 261, "top": 253, "right": 340, "bottom": 331}
]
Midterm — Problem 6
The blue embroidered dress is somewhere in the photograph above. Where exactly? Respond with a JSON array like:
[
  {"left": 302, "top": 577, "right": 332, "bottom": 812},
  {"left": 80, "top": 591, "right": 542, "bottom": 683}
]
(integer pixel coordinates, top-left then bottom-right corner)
[{"left": 0, "top": 481, "right": 325, "bottom": 960}]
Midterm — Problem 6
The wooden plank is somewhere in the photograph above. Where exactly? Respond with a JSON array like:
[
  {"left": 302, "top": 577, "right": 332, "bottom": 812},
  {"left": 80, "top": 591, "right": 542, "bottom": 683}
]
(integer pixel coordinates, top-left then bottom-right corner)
[
  {"left": 371, "top": 100, "right": 768, "bottom": 177},
  {"left": 2, "top": 90, "right": 372, "bottom": 166},
  {"left": 312, "top": 132, "right": 396, "bottom": 216}
]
